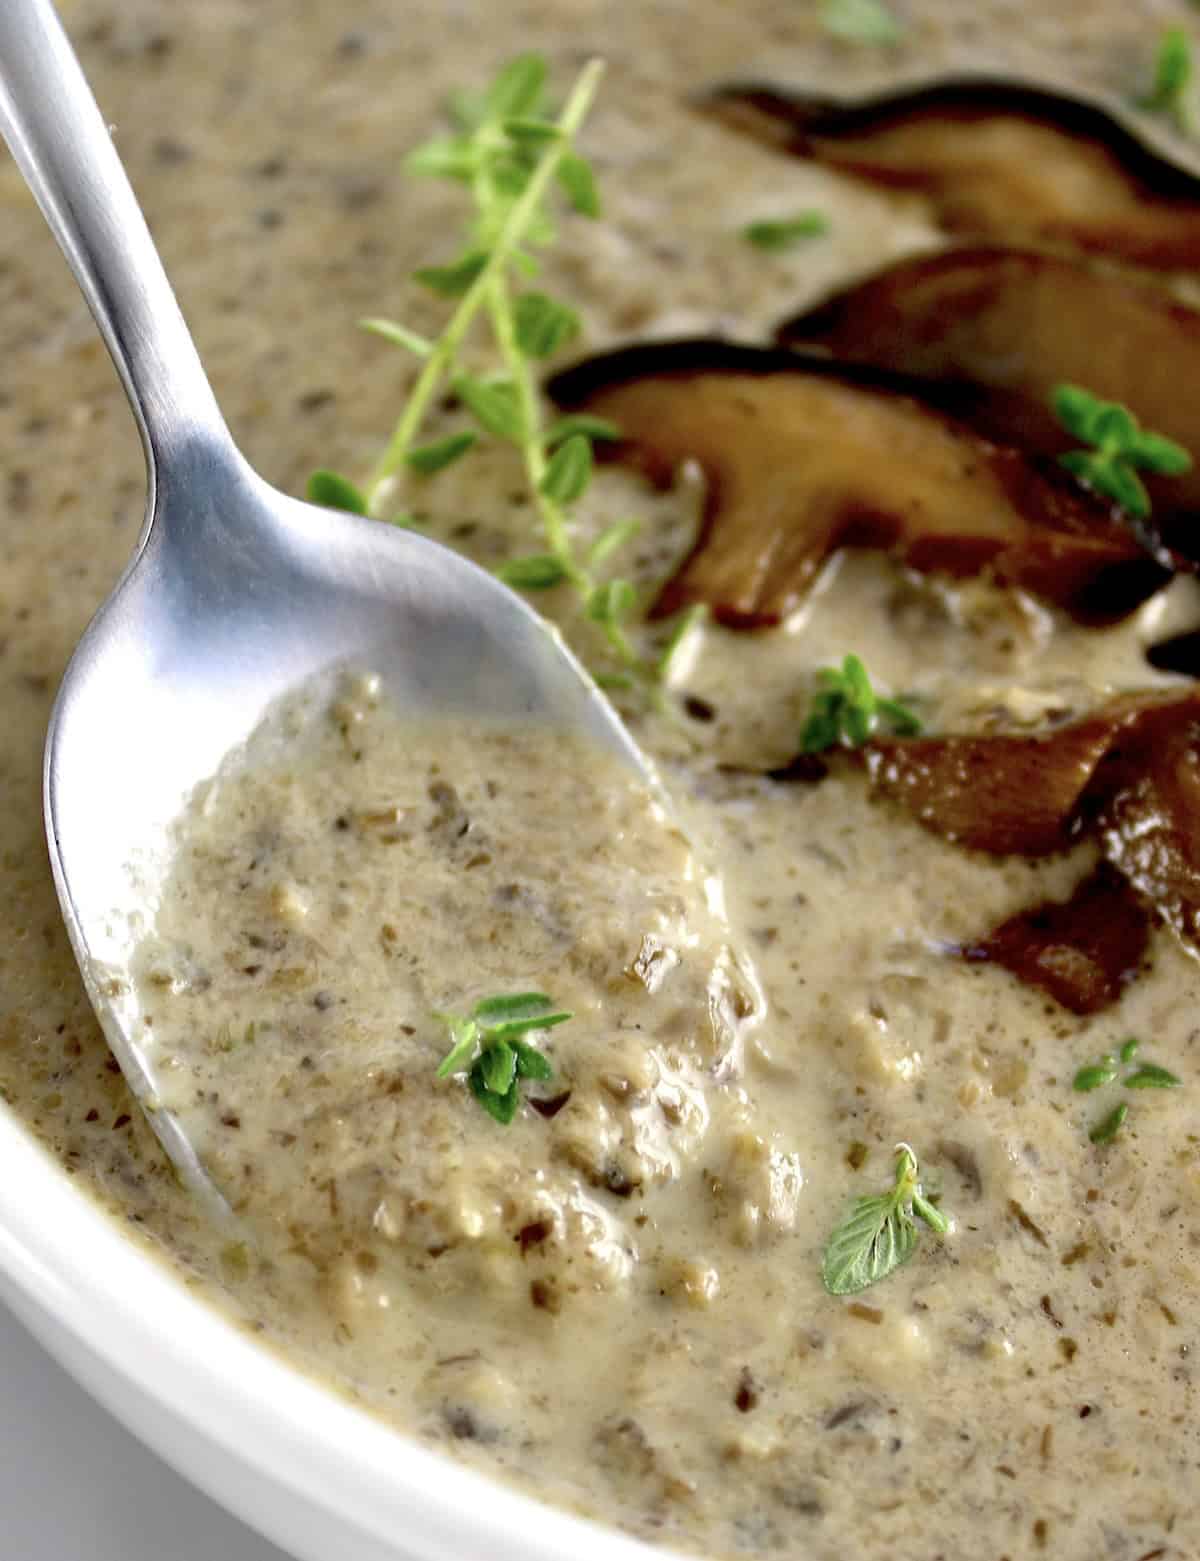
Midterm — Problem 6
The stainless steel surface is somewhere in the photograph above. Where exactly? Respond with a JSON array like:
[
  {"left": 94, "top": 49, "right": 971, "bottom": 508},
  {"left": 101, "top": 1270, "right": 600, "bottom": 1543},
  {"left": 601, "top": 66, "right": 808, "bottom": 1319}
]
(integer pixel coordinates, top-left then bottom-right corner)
[{"left": 0, "top": 0, "right": 646, "bottom": 1209}]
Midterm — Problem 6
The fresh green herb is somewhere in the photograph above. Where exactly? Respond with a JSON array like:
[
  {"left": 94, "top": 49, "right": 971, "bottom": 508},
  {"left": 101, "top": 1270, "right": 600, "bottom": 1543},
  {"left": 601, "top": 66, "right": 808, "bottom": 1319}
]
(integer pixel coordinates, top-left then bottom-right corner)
[
  {"left": 1090, "top": 1103, "right": 1129, "bottom": 1145},
  {"left": 307, "top": 470, "right": 368, "bottom": 516},
  {"left": 587, "top": 516, "right": 641, "bottom": 567},
  {"left": 1073, "top": 1037, "right": 1183, "bottom": 1141},
  {"left": 800, "top": 654, "right": 922, "bottom": 754},
  {"left": 513, "top": 292, "right": 582, "bottom": 358},
  {"left": 1125, "top": 1062, "right": 1183, "bottom": 1090},
  {"left": 1073, "top": 1061, "right": 1119, "bottom": 1093},
  {"left": 359, "top": 318, "right": 434, "bottom": 357},
  {"left": 742, "top": 212, "right": 830, "bottom": 251},
  {"left": 406, "top": 431, "right": 478, "bottom": 473},
  {"left": 435, "top": 991, "right": 570, "bottom": 1124},
  {"left": 820, "top": 0, "right": 904, "bottom": 45},
  {"left": 1137, "top": 26, "right": 1198, "bottom": 134},
  {"left": 545, "top": 413, "right": 622, "bottom": 448},
  {"left": 497, "top": 554, "right": 569, "bottom": 590},
  {"left": 822, "top": 1143, "right": 949, "bottom": 1296},
  {"left": 1052, "top": 384, "right": 1192, "bottom": 521},
  {"left": 308, "top": 54, "right": 696, "bottom": 691},
  {"left": 656, "top": 602, "right": 707, "bottom": 681}
]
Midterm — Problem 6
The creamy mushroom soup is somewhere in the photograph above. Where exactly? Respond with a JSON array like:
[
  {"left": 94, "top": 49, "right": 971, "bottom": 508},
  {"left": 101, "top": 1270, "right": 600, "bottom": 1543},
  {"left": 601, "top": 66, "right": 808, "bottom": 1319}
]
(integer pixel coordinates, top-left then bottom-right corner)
[{"left": 4, "top": 3, "right": 1200, "bottom": 1559}]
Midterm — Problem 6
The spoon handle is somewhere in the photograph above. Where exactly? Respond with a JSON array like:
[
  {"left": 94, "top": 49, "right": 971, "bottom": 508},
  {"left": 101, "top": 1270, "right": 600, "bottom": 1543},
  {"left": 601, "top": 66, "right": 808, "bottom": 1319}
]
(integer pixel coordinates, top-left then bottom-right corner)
[{"left": 0, "top": 0, "right": 229, "bottom": 469}]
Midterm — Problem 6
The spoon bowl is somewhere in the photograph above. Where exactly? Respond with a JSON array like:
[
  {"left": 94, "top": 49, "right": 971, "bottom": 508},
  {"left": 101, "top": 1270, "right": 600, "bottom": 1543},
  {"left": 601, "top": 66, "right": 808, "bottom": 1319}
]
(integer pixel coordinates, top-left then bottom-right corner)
[{"left": 0, "top": 0, "right": 645, "bottom": 1206}]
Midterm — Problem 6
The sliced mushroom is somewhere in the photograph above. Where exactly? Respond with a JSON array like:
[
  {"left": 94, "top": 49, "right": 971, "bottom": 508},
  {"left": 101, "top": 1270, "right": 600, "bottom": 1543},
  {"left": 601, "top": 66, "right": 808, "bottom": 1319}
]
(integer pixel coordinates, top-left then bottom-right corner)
[
  {"left": 1096, "top": 695, "right": 1200, "bottom": 949},
  {"left": 863, "top": 690, "right": 1200, "bottom": 958},
  {"left": 700, "top": 78, "right": 1200, "bottom": 269},
  {"left": 780, "top": 246, "right": 1200, "bottom": 549},
  {"left": 860, "top": 703, "right": 1136, "bottom": 857},
  {"left": 962, "top": 862, "right": 1151, "bottom": 1015},
  {"left": 547, "top": 340, "right": 1169, "bottom": 630}
]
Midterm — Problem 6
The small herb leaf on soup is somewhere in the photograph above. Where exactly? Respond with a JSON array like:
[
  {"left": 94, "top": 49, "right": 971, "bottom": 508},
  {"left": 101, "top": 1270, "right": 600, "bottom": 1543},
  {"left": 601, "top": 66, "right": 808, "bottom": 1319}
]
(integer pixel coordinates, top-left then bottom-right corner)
[
  {"left": 742, "top": 212, "right": 830, "bottom": 251},
  {"left": 819, "top": 0, "right": 904, "bottom": 46},
  {"left": 800, "top": 655, "right": 922, "bottom": 754},
  {"left": 1052, "top": 384, "right": 1192, "bottom": 520},
  {"left": 306, "top": 470, "right": 369, "bottom": 515},
  {"left": 435, "top": 992, "right": 568, "bottom": 1123},
  {"left": 822, "top": 1144, "right": 950, "bottom": 1296}
]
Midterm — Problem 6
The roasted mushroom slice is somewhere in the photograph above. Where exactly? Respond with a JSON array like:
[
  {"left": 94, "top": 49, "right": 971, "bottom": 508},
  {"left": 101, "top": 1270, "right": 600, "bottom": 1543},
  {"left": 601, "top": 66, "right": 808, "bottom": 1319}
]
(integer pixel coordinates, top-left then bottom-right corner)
[
  {"left": 700, "top": 79, "right": 1200, "bottom": 269},
  {"left": 547, "top": 340, "right": 1169, "bottom": 630},
  {"left": 864, "top": 689, "right": 1200, "bottom": 941},
  {"left": 962, "top": 863, "right": 1151, "bottom": 1017},
  {"left": 860, "top": 690, "right": 1200, "bottom": 1004},
  {"left": 780, "top": 247, "right": 1200, "bottom": 547}
]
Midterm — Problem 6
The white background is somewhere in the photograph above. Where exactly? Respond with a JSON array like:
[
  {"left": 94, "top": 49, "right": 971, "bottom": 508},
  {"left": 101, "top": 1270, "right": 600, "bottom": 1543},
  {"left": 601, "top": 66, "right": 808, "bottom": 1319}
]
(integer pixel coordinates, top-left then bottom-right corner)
[{"left": 0, "top": 1298, "right": 293, "bottom": 1561}]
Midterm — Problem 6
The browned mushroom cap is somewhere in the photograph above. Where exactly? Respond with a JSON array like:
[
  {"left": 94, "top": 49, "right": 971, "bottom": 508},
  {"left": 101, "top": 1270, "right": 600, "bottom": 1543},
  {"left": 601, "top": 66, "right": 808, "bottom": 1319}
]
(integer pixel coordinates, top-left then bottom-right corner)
[
  {"left": 547, "top": 340, "right": 1170, "bottom": 630},
  {"left": 860, "top": 704, "right": 1137, "bottom": 857},
  {"left": 963, "top": 863, "right": 1151, "bottom": 1016},
  {"left": 865, "top": 687, "right": 1200, "bottom": 933},
  {"left": 700, "top": 79, "right": 1200, "bottom": 269},
  {"left": 1093, "top": 695, "right": 1200, "bottom": 949},
  {"left": 779, "top": 247, "right": 1200, "bottom": 551}
]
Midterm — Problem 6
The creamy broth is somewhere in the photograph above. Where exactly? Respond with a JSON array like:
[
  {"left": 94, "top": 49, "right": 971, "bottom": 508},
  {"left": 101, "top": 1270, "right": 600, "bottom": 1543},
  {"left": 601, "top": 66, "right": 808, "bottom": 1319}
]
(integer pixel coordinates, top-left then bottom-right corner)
[{"left": 5, "top": 2, "right": 1200, "bottom": 1558}]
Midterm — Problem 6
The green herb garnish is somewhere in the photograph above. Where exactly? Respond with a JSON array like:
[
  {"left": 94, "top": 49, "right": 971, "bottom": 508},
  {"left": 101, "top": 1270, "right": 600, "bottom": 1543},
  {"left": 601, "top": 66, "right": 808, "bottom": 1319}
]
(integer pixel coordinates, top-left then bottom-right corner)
[
  {"left": 822, "top": 1143, "right": 949, "bottom": 1296},
  {"left": 1137, "top": 26, "right": 1198, "bottom": 134},
  {"left": 1052, "top": 384, "right": 1192, "bottom": 520},
  {"left": 1073, "top": 1036, "right": 1182, "bottom": 1143},
  {"left": 800, "top": 654, "right": 922, "bottom": 754},
  {"left": 820, "top": 0, "right": 904, "bottom": 45},
  {"left": 1089, "top": 1103, "right": 1129, "bottom": 1145},
  {"left": 742, "top": 212, "right": 830, "bottom": 251},
  {"left": 435, "top": 991, "right": 570, "bottom": 1124},
  {"left": 306, "top": 54, "right": 704, "bottom": 691}
]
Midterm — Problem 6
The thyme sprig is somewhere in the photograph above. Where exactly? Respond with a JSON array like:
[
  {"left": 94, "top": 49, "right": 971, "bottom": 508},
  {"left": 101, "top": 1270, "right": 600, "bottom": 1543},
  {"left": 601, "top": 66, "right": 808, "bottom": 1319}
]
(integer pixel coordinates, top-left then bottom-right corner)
[
  {"left": 306, "top": 54, "right": 703, "bottom": 688},
  {"left": 1052, "top": 384, "right": 1192, "bottom": 521},
  {"left": 1074, "top": 1036, "right": 1182, "bottom": 1144},
  {"left": 822, "top": 1143, "right": 949, "bottom": 1296},
  {"left": 800, "top": 654, "right": 922, "bottom": 754},
  {"left": 435, "top": 991, "right": 571, "bottom": 1125}
]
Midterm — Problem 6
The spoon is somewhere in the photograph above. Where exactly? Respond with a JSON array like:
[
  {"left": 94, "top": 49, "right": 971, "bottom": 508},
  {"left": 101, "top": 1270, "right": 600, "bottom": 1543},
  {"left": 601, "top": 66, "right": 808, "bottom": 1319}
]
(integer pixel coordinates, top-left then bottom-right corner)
[{"left": 0, "top": 0, "right": 646, "bottom": 1212}]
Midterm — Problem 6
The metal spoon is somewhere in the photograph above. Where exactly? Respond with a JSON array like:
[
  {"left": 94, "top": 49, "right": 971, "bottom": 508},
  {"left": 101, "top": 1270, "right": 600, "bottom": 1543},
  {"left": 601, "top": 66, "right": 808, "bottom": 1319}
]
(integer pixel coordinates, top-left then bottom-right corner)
[{"left": 0, "top": 0, "right": 646, "bottom": 1212}]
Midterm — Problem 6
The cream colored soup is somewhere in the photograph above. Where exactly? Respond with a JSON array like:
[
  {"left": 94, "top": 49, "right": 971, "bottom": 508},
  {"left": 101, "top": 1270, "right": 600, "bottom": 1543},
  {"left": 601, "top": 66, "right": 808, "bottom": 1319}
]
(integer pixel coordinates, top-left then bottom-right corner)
[{"left": 5, "top": 2, "right": 1200, "bottom": 1559}]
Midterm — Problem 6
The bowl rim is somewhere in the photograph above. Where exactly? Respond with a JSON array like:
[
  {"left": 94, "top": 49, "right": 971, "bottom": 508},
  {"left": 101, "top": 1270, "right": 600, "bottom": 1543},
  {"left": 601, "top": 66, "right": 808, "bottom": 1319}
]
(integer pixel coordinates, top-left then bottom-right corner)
[{"left": 0, "top": 1100, "right": 683, "bottom": 1561}]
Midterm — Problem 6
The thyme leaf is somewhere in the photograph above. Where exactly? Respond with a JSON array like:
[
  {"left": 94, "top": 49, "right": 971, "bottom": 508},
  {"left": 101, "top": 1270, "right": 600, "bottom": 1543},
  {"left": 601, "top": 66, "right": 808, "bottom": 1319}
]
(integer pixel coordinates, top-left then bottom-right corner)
[
  {"left": 435, "top": 991, "right": 568, "bottom": 1124},
  {"left": 1073, "top": 1036, "right": 1184, "bottom": 1140},
  {"left": 1052, "top": 384, "right": 1192, "bottom": 521},
  {"left": 820, "top": 0, "right": 904, "bottom": 46},
  {"left": 742, "top": 212, "right": 830, "bottom": 251},
  {"left": 1137, "top": 26, "right": 1198, "bottom": 135},
  {"left": 822, "top": 1144, "right": 949, "bottom": 1296},
  {"left": 800, "top": 654, "right": 922, "bottom": 754},
  {"left": 307, "top": 470, "right": 368, "bottom": 516}
]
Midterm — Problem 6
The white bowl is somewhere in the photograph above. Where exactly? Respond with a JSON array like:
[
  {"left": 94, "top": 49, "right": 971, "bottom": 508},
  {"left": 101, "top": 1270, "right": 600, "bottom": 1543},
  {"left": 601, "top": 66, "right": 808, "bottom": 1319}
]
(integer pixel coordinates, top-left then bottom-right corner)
[{"left": 0, "top": 1104, "right": 681, "bottom": 1561}]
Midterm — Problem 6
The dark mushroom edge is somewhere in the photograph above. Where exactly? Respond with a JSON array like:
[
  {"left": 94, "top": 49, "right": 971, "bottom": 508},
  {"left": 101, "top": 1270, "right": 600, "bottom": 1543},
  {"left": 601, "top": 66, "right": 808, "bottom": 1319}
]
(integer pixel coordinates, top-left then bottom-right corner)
[
  {"left": 547, "top": 338, "right": 1171, "bottom": 630},
  {"left": 779, "top": 245, "right": 1200, "bottom": 558},
  {"left": 698, "top": 76, "right": 1200, "bottom": 269}
]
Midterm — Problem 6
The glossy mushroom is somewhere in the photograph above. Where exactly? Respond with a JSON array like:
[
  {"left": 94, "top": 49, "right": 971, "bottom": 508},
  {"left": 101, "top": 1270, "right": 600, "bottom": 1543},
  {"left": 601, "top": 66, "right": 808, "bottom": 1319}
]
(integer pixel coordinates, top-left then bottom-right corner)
[
  {"left": 547, "top": 339, "right": 1170, "bottom": 630},
  {"left": 700, "top": 78, "right": 1200, "bottom": 268},
  {"left": 861, "top": 690, "right": 1200, "bottom": 988},
  {"left": 780, "top": 246, "right": 1200, "bottom": 550},
  {"left": 962, "top": 863, "right": 1151, "bottom": 1017}
]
